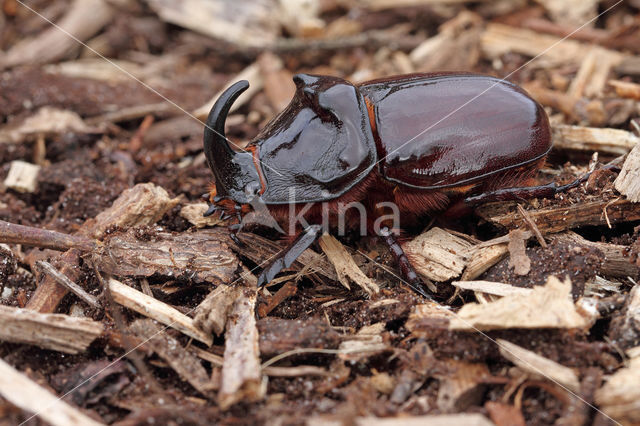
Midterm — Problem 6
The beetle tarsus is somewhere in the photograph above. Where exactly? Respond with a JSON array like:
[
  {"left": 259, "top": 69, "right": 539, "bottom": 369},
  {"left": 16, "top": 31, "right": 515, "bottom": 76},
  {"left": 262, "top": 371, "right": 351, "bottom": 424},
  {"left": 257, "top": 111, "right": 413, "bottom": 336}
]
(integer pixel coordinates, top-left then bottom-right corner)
[
  {"left": 379, "top": 227, "right": 436, "bottom": 301},
  {"left": 203, "top": 204, "right": 218, "bottom": 217},
  {"left": 257, "top": 225, "right": 322, "bottom": 287}
]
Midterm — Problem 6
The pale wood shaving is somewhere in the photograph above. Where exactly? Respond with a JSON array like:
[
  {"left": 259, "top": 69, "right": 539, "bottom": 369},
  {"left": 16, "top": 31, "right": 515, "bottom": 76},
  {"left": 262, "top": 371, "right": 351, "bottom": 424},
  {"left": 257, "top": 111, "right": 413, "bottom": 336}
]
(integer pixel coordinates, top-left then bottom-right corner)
[
  {"left": 553, "top": 124, "right": 640, "bottom": 155},
  {"left": 0, "top": 358, "right": 104, "bottom": 426},
  {"left": 108, "top": 278, "right": 212, "bottom": 345},
  {"left": 595, "top": 357, "right": 640, "bottom": 423},
  {"left": 0, "top": 107, "right": 97, "bottom": 143},
  {"left": 180, "top": 203, "right": 225, "bottom": 228},
  {"left": 0, "top": 305, "right": 103, "bottom": 354},
  {"left": 88, "top": 183, "right": 180, "bottom": 238},
  {"left": 507, "top": 229, "right": 531, "bottom": 276},
  {"left": 449, "top": 276, "right": 594, "bottom": 331},
  {"left": 3, "top": 161, "right": 40, "bottom": 193},
  {"left": 219, "top": 269, "right": 263, "bottom": 409},
  {"left": 3, "top": 0, "right": 113, "bottom": 68},
  {"left": 615, "top": 139, "right": 640, "bottom": 202},
  {"left": 609, "top": 80, "right": 640, "bottom": 100},
  {"left": 319, "top": 234, "right": 379, "bottom": 295},
  {"left": 402, "top": 227, "right": 473, "bottom": 282},
  {"left": 452, "top": 281, "right": 533, "bottom": 297},
  {"left": 194, "top": 284, "right": 243, "bottom": 336},
  {"left": 461, "top": 243, "right": 509, "bottom": 281},
  {"left": 497, "top": 339, "right": 580, "bottom": 392},
  {"left": 435, "top": 360, "right": 490, "bottom": 412}
]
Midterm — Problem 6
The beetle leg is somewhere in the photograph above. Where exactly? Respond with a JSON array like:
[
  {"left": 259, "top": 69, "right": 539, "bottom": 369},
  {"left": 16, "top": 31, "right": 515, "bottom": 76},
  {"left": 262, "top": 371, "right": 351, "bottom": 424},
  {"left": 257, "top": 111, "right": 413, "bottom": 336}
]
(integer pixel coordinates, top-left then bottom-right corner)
[
  {"left": 257, "top": 224, "right": 322, "bottom": 287},
  {"left": 379, "top": 227, "right": 435, "bottom": 301},
  {"left": 463, "top": 164, "right": 620, "bottom": 206},
  {"left": 203, "top": 204, "right": 219, "bottom": 217}
]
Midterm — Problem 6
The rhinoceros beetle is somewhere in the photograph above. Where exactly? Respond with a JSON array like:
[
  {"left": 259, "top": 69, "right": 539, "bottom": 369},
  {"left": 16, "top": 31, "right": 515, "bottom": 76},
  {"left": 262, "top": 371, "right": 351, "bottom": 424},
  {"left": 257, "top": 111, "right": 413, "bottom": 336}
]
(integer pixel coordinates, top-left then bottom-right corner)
[{"left": 203, "top": 72, "right": 589, "bottom": 300}]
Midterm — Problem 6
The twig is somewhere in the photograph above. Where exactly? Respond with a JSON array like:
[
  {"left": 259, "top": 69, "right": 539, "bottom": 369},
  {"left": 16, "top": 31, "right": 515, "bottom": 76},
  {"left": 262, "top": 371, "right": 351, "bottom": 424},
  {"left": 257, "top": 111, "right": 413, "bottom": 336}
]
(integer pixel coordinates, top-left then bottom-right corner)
[
  {"left": 0, "top": 220, "right": 95, "bottom": 252},
  {"left": 516, "top": 205, "right": 547, "bottom": 249},
  {"left": 35, "top": 261, "right": 100, "bottom": 308}
]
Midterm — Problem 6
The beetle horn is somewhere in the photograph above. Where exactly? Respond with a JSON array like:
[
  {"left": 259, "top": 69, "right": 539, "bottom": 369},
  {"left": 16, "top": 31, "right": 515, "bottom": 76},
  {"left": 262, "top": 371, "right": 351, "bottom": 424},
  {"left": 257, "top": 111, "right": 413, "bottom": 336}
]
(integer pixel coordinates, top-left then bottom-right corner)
[{"left": 203, "top": 80, "right": 250, "bottom": 178}]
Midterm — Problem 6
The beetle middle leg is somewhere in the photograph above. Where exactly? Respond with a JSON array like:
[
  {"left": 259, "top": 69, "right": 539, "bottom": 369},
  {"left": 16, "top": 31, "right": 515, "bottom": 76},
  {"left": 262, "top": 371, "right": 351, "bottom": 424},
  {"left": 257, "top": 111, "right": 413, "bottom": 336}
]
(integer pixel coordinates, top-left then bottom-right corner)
[
  {"left": 257, "top": 224, "right": 322, "bottom": 287},
  {"left": 379, "top": 227, "right": 436, "bottom": 301}
]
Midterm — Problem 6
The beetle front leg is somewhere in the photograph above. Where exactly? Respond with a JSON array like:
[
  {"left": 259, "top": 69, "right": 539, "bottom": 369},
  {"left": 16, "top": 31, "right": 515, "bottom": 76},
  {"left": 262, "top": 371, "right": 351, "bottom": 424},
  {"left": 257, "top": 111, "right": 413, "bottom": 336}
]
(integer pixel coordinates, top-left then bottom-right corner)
[
  {"left": 379, "top": 227, "right": 436, "bottom": 301},
  {"left": 257, "top": 224, "right": 322, "bottom": 287}
]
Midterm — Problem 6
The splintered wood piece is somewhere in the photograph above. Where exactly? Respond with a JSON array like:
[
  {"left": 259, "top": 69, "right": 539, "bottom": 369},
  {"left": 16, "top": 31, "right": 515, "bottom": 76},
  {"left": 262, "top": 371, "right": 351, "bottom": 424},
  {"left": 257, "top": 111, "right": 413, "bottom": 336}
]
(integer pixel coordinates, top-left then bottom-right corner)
[
  {"left": 435, "top": 360, "right": 490, "bottom": 412},
  {"left": 402, "top": 227, "right": 473, "bottom": 282},
  {"left": 609, "top": 80, "right": 640, "bottom": 100},
  {"left": 129, "top": 319, "right": 216, "bottom": 396},
  {"left": 567, "top": 47, "right": 619, "bottom": 98},
  {"left": 179, "top": 203, "right": 225, "bottom": 228},
  {"left": 319, "top": 234, "right": 379, "bottom": 294},
  {"left": 553, "top": 232, "right": 637, "bottom": 279},
  {"left": 481, "top": 23, "right": 624, "bottom": 66},
  {"left": 448, "top": 276, "right": 593, "bottom": 331},
  {"left": 0, "top": 358, "right": 105, "bottom": 426},
  {"left": 533, "top": 0, "right": 597, "bottom": 27},
  {"left": 3, "top": 0, "right": 113, "bottom": 68},
  {"left": 339, "top": 323, "right": 389, "bottom": 361},
  {"left": 552, "top": 125, "right": 640, "bottom": 155},
  {"left": 476, "top": 197, "right": 640, "bottom": 234},
  {"left": 485, "top": 401, "right": 526, "bottom": 426},
  {"left": 3, "top": 161, "right": 40, "bottom": 193},
  {"left": 507, "top": 229, "right": 531, "bottom": 276},
  {"left": 461, "top": 243, "right": 509, "bottom": 281},
  {"left": 0, "top": 305, "right": 103, "bottom": 354},
  {"left": 232, "top": 232, "right": 338, "bottom": 282},
  {"left": 108, "top": 278, "right": 212, "bottom": 346},
  {"left": 146, "top": 0, "right": 279, "bottom": 50},
  {"left": 452, "top": 281, "right": 533, "bottom": 297},
  {"left": 0, "top": 107, "right": 97, "bottom": 144},
  {"left": 258, "top": 53, "right": 295, "bottom": 111},
  {"left": 194, "top": 284, "right": 243, "bottom": 336},
  {"left": 346, "top": 414, "right": 495, "bottom": 426},
  {"left": 258, "top": 317, "right": 341, "bottom": 357},
  {"left": 98, "top": 229, "right": 238, "bottom": 284},
  {"left": 194, "top": 63, "right": 263, "bottom": 120},
  {"left": 615, "top": 141, "right": 640, "bottom": 202},
  {"left": 88, "top": 183, "right": 180, "bottom": 239},
  {"left": 35, "top": 261, "right": 100, "bottom": 308},
  {"left": 497, "top": 339, "right": 580, "bottom": 392},
  {"left": 219, "top": 269, "right": 263, "bottom": 409},
  {"left": 595, "top": 357, "right": 640, "bottom": 423}
]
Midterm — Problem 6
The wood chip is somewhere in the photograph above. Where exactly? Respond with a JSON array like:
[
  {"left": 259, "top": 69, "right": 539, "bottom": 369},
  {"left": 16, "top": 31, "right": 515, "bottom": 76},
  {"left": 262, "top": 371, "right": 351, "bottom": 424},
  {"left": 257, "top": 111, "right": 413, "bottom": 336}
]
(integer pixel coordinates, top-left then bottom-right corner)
[
  {"left": 98, "top": 228, "right": 238, "bottom": 284},
  {"left": 146, "top": 0, "right": 279, "bottom": 49},
  {"left": 534, "top": 0, "right": 597, "bottom": 27},
  {"left": 609, "top": 80, "right": 640, "bottom": 100},
  {"left": 615, "top": 140, "right": 640, "bottom": 202},
  {"left": 477, "top": 197, "right": 640, "bottom": 234},
  {"left": 319, "top": 234, "right": 379, "bottom": 295},
  {"left": 507, "top": 229, "right": 531, "bottom": 276},
  {"left": 0, "top": 107, "right": 97, "bottom": 144},
  {"left": 219, "top": 270, "right": 263, "bottom": 409},
  {"left": 88, "top": 183, "right": 180, "bottom": 238},
  {"left": 595, "top": 357, "right": 640, "bottom": 424},
  {"left": 352, "top": 413, "right": 495, "bottom": 426},
  {"left": 435, "top": 360, "right": 490, "bottom": 412},
  {"left": 485, "top": 401, "right": 525, "bottom": 426},
  {"left": 194, "top": 284, "right": 243, "bottom": 336},
  {"left": 461, "top": 243, "right": 509, "bottom": 281},
  {"left": 552, "top": 124, "right": 640, "bottom": 155},
  {"left": 402, "top": 227, "right": 473, "bottom": 282},
  {"left": 497, "top": 339, "right": 580, "bottom": 392},
  {"left": 129, "top": 319, "right": 216, "bottom": 396},
  {"left": 481, "top": 23, "right": 624, "bottom": 67},
  {"left": 3, "top": 161, "right": 40, "bottom": 193},
  {"left": 0, "top": 305, "right": 103, "bottom": 354},
  {"left": 449, "top": 276, "right": 593, "bottom": 331},
  {"left": 0, "top": 358, "right": 104, "bottom": 426},
  {"left": 258, "top": 317, "right": 340, "bottom": 357},
  {"left": 108, "top": 278, "right": 212, "bottom": 346},
  {"left": 179, "top": 203, "right": 225, "bottom": 228},
  {"left": 3, "top": 0, "right": 113, "bottom": 68},
  {"left": 553, "top": 232, "right": 637, "bottom": 279},
  {"left": 452, "top": 281, "right": 533, "bottom": 297}
]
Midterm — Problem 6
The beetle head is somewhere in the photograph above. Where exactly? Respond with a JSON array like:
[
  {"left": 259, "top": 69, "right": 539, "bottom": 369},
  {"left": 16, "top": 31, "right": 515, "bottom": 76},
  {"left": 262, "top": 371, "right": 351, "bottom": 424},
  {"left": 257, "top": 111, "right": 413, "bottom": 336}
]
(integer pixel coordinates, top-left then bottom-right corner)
[{"left": 203, "top": 81, "right": 262, "bottom": 205}]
